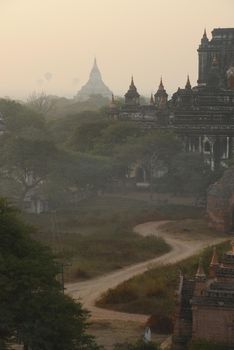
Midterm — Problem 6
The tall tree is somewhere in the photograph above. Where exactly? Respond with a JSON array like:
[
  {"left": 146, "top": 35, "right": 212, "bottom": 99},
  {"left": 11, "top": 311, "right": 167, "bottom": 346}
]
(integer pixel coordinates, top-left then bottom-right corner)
[
  {"left": 0, "top": 199, "right": 99, "bottom": 350},
  {"left": 0, "top": 137, "right": 58, "bottom": 206}
]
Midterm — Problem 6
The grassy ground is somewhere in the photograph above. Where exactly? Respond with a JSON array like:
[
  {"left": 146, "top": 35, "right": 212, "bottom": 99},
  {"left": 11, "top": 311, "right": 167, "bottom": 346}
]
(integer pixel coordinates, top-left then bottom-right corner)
[
  {"left": 88, "top": 320, "right": 167, "bottom": 350},
  {"left": 22, "top": 195, "right": 205, "bottom": 281}
]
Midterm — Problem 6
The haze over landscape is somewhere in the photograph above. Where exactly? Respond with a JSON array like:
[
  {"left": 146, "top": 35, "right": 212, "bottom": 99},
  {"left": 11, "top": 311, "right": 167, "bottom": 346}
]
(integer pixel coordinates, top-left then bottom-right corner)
[
  {"left": 0, "top": 0, "right": 233, "bottom": 99},
  {"left": 2, "top": 1, "right": 234, "bottom": 349}
]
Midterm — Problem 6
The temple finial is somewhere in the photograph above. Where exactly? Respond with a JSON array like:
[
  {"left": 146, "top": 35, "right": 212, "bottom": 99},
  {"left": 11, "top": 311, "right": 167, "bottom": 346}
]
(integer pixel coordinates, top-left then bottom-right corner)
[
  {"left": 196, "top": 257, "right": 206, "bottom": 278},
  {"left": 185, "top": 74, "right": 191, "bottom": 89},
  {"left": 159, "top": 76, "right": 164, "bottom": 90},
  {"left": 201, "top": 28, "right": 209, "bottom": 45},
  {"left": 210, "top": 247, "right": 219, "bottom": 266}
]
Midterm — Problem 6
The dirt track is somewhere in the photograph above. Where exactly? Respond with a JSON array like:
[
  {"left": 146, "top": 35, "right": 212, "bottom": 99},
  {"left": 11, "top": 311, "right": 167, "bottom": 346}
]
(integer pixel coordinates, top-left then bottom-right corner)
[{"left": 66, "top": 220, "right": 227, "bottom": 323}]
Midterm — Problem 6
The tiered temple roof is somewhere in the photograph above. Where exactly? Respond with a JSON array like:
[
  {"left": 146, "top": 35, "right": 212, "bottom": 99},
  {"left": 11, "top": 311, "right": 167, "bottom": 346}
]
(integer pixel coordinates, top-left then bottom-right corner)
[{"left": 76, "top": 58, "right": 112, "bottom": 101}]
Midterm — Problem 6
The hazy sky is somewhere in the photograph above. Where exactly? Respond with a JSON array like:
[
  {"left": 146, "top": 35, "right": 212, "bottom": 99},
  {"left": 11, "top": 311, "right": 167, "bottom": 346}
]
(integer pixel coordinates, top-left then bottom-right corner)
[{"left": 0, "top": 0, "right": 233, "bottom": 99}]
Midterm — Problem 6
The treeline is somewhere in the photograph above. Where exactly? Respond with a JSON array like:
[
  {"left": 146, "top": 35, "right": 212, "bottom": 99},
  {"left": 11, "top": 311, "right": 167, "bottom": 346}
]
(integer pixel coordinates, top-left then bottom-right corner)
[{"left": 0, "top": 98, "right": 223, "bottom": 210}]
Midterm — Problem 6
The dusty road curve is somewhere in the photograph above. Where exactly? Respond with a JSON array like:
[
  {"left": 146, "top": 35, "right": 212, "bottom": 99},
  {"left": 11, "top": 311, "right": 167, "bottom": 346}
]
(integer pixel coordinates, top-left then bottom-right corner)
[{"left": 66, "top": 220, "right": 226, "bottom": 323}]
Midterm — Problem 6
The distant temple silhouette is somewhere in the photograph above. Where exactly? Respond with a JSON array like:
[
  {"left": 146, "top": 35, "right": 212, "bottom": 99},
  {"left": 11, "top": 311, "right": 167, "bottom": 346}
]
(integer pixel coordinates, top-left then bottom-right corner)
[{"left": 76, "top": 58, "right": 112, "bottom": 101}]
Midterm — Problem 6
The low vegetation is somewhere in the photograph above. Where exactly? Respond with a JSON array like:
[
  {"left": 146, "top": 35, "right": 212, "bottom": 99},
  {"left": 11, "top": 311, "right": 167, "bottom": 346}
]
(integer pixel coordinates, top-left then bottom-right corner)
[
  {"left": 23, "top": 196, "right": 204, "bottom": 281},
  {"left": 188, "top": 339, "right": 227, "bottom": 350},
  {"left": 35, "top": 224, "right": 170, "bottom": 281},
  {"left": 96, "top": 240, "right": 230, "bottom": 333},
  {"left": 113, "top": 341, "right": 159, "bottom": 350}
]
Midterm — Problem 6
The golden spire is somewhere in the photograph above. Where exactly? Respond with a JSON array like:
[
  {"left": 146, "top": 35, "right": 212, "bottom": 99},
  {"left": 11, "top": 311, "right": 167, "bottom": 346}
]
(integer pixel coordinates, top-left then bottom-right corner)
[{"left": 210, "top": 247, "right": 219, "bottom": 266}]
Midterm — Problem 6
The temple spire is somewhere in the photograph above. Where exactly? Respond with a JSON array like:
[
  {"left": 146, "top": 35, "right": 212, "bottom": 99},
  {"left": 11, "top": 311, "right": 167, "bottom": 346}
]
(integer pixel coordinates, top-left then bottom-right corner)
[
  {"left": 130, "top": 76, "right": 135, "bottom": 87},
  {"left": 203, "top": 28, "right": 207, "bottom": 39},
  {"left": 185, "top": 75, "right": 192, "bottom": 90},
  {"left": 150, "top": 93, "right": 154, "bottom": 105},
  {"left": 210, "top": 247, "right": 219, "bottom": 266},
  {"left": 201, "top": 28, "right": 209, "bottom": 45},
  {"left": 154, "top": 77, "right": 168, "bottom": 108},
  {"left": 209, "top": 247, "right": 219, "bottom": 278},
  {"left": 124, "top": 76, "right": 140, "bottom": 106},
  {"left": 196, "top": 258, "right": 206, "bottom": 278},
  {"left": 76, "top": 57, "right": 112, "bottom": 101},
  {"left": 159, "top": 76, "right": 164, "bottom": 90}
]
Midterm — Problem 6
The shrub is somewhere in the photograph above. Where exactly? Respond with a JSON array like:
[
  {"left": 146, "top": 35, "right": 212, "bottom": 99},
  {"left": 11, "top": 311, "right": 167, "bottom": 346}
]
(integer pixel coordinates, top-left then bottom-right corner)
[
  {"left": 98, "top": 284, "right": 138, "bottom": 305},
  {"left": 74, "top": 267, "right": 90, "bottom": 279},
  {"left": 146, "top": 314, "right": 174, "bottom": 334},
  {"left": 113, "top": 340, "right": 159, "bottom": 350}
]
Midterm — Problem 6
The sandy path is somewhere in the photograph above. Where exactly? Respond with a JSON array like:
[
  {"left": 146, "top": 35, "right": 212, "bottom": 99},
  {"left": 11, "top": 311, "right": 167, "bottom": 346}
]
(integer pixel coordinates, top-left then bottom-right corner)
[{"left": 66, "top": 220, "right": 227, "bottom": 323}]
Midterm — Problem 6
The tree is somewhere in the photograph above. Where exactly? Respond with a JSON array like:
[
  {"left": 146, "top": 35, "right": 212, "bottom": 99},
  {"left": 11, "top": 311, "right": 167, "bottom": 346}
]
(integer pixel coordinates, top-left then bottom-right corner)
[
  {"left": 71, "top": 121, "right": 142, "bottom": 155},
  {"left": 0, "top": 98, "right": 46, "bottom": 134},
  {"left": 157, "top": 152, "right": 221, "bottom": 197},
  {"left": 71, "top": 120, "right": 110, "bottom": 152},
  {"left": 0, "top": 199, "right": 99, "bottom": 349},
  {"left": 27, "top": 91, "right": 56, "bottom": 115},
  {"left": 0, "top": 137, "right": 58, "bottom": 207},
  {"left": 114, "top": 130, "right": 182, "bottom": 183}
]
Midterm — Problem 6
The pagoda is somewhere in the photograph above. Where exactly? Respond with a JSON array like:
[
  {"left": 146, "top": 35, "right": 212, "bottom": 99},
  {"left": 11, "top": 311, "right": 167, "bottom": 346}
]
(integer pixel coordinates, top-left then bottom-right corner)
[{"left": 76, "top": 58, "right": 112, "bottom": 101}]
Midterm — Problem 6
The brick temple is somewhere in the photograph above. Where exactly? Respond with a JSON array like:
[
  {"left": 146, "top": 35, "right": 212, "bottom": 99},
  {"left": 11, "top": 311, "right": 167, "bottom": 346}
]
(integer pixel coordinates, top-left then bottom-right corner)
[
  {"left": 110, "top": 28, "right": 234, "bottom": 169},
  {"left": 172, "top": 243, "right": 234, "bottom": 349}
]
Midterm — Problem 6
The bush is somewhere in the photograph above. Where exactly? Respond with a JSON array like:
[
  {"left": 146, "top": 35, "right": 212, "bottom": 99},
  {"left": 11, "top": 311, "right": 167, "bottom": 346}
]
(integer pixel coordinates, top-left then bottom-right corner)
[
  {"left": 99, "top": 284, "right": 138, "bottom": 305},
  {"left": 113, "top": 340, "right": 159, "bottom": 350},
  {"left": 147, "top": 314, "right": 174, "bottom": 334},
  {"left": 74, "top": 267, "right": 90, "bottom": 279}
]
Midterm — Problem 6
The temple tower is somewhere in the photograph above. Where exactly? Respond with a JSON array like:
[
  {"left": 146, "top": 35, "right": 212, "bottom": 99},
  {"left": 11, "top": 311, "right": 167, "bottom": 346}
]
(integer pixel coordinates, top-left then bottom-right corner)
[
  {"left": 154, "top": 78, "right": 168, "bottom": 108},
  {"left": 198, "top": 28, "right": 234, "bottom": 87},
  {"left": 76, "top": 58, "right": 112, "bottom": 101},
  {"left": 124, "top": 76, "right": 140, "bottom": 106}
]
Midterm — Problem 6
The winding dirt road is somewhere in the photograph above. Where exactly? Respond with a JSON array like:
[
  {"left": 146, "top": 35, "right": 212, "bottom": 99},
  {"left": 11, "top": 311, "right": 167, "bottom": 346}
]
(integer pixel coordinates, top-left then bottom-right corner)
[{"left": 66, "top": 220, "right": 227, "bottom": 323}]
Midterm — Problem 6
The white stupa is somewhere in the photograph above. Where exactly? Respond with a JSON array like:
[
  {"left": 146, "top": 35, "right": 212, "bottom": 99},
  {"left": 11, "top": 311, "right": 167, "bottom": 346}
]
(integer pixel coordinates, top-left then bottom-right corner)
[{"left": 76, "top": 58, "right": 112, "bottom": 101}]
